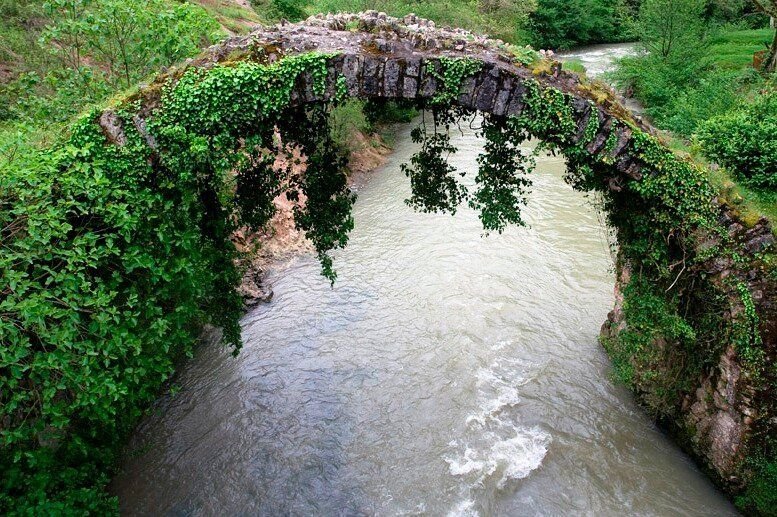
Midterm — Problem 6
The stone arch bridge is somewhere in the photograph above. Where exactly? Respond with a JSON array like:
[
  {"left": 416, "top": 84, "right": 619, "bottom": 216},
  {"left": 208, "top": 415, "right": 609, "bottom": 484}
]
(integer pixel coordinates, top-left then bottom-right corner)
[
  {"left": 21, "top": 11, "right": 777, "bottom": 507},
  {"left": 100, "top": 11, "right": 649, "bottom": 193}
]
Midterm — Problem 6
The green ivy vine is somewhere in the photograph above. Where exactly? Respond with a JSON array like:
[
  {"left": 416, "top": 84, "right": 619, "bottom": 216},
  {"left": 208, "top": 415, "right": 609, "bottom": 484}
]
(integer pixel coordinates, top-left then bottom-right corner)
[
  {"left": 426, "top": 57, "right": 483, "bottom": 106},
  {"left": 470, "top": 115, "right": 534, "bottom": 233}
]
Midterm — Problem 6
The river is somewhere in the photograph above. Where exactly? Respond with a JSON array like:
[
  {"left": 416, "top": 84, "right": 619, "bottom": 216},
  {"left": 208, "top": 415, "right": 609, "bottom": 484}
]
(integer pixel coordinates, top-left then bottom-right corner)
[{"left": 112, "top": 45, "right": 736, "bottom": 516}]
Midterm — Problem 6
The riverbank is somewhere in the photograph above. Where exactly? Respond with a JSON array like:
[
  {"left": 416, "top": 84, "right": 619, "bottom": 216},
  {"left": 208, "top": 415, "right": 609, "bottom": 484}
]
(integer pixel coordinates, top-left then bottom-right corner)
[
  {"left": 583, "top": 33, "right": 776, "bottom": 513},
  {"left": 611, "top": 28, "right": 777, "bottom": 232}
]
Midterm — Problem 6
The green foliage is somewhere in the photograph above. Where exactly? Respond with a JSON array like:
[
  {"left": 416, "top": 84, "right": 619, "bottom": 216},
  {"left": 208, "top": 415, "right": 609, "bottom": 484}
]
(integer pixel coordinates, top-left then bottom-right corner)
[
  {"left": 402, "top": 110, "right": 468, "bottom": 214},
  {"left": 41, "top": 0, "right": 220, "bottom": 88},
  {"left": 0, "top": 67, "right": 113, "bottom": 126},
  {"left": 363, "top": 99, "right": 419, "bottom": 125},
  {"left": 470, "top": 115, "right": 533, "bottom": 233},
  {"left": 300, "top": 0, "right": 536, "bottom": 44},
  {"left": 613, "top": 51, "right": 705, "bottom": 125},
  {"left": 515, "top": 79, "right": 577, "bottom": 142},
  {"left": 736, "top": 445, "right": 777, "bottom": 515},
  {"left": 698, "top": 90, "right": 777, "bottom": 189},
  {"left": 611, "top": 0, "right": 722, "bottom": 133},
  {"left": 427, "top": 57, "right": 483, "bottom": 106},
  {"left": 329, "top": 99, "right": 371, "bottom": 152},
  {"left": 1, "top": 109, "right": 241, "bottom": 513},
  {"left": 601, "top": 277, "right": 697, "bottom": 412},
  {"left": 0, "top": 52, "right": 356, "bottom": 511},
  {"left": 234, "top": 151, "right": 283, "bottom": 230},
  {"left": 281, "top": 105, "right": 357, "bottom": 283},
  {"left": 613, "top": 21, "right": 772, "bottom": 140},
  {"left": 612, "top": 29, "right": 743, "bottom": 137},
  {"left": 660, "top": 68, "right": 753, "bottom": 135},
  {"left": 268, "top": 0, "right": 307, "bottom": 21},
  {"left": 476, "top": 0, "right": 538, "bottom": 43},
  {"left": 732, "top": 281, "right": 766, "bottom": 374},
  {"left": 0, "top": 0, "right": 48, "bottom": 74},
  {"left": 1, "top": 6, "right": 770, "bottom": 509},
  {"left": 401, "top": 108, "right": 536, "bottom": 232},
  {"left": 0, "top": 0, "right": 222, "bottom": 142},
  {"left": 637, "top": 0, "right": 707, "bottom": 59},
  {"left": 529, "top": 0, "right": 635, "bottom": 50}
]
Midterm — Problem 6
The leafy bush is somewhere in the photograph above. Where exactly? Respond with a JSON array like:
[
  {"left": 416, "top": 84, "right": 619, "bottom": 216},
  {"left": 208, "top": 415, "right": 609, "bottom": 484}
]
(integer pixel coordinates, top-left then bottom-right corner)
[
  {"left": 0, "top": 0, "right": 221, "bottom": 131},
  {"left": 660, "top": 69, "right": 752, "bottom": 134},
  {"left": 698, "top": 90, "right": 777, "bottom": 189},
  {"left": 268, "top": 0, "right": 307, "bottom": 21},
  {"left": 612, "top": 31, "right": 768, "bottom": 136},
  {"left": 613, "top": 49, "right": 709, "bottom": 124},
  {"left": 41, "top": 0, "right": 220, "bottom": 88},
  {"left": 363, "top": 99, "right": 418, "bottom": 126},
  {"left": 0, "top": 114, "right": 244, "bottom": 513},
  {"left": 601, "top": 277, "right": 698, "bottom": 413},
  {"left": 736, "top": 448, "right": 777, "bottom": 515}
]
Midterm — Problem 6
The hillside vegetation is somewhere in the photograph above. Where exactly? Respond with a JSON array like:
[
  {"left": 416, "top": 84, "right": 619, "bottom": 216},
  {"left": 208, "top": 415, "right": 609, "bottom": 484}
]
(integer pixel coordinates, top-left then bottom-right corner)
[
  {"left": 612, "top": 0, "right": 776, "bottom": 230},
  {"left": 610, "top": 2, "right": 775, "bottom": 513},
  {"left": 259, "top": 0, "right": 638, "bottom": 48}
]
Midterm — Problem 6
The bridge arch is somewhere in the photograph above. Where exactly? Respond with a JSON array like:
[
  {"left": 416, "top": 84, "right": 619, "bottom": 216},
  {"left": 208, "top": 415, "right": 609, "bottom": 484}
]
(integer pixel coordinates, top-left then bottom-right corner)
[
  {"left": 3, "top": 11, "right": 773, "bottom": 508},
  {"left": 95, "top": 12, "right": 718, "bottom": 290}
]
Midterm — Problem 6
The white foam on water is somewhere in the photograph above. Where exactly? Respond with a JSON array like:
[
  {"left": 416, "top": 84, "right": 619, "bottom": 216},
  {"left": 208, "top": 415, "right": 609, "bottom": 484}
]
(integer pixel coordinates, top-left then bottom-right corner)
[
  {"left": 447, "top": 355, "right": 551, "bottom": 499},
  {"left": 447, "top": 498, "right": 478, "bottom": 517},
  {"left": 446, "top": 425, "right": 550, "bottom": 489},
  {"left": 466, "top": 357, "right": 532, "bottom": 425}
]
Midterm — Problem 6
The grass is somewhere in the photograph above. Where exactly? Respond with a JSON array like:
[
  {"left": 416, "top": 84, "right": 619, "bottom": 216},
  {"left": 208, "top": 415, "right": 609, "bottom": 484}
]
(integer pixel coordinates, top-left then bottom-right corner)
[
  {"left": 707, "top": 28, "right": 775, "bottom": 69},
  {"left": 196, "top": 0, "right": 266, "bottom": 34},
  {"left": 561, "top": 58, "right": 586, "bottom": 74}
]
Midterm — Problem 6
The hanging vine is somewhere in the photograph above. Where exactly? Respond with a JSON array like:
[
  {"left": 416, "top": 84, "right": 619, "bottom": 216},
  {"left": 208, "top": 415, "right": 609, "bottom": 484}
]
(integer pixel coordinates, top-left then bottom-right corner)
[
  {"left": 278, "top": 105, "right": 356, "bottom": 284},
  {"left": 402, "top": 107, "right": 469, "bottom": 214},
  {"left": 234, "top": 132, "right": 285, "bottom": 232},
  {"left": 471, "top": 115, "right": 534, "bottom": 233}
]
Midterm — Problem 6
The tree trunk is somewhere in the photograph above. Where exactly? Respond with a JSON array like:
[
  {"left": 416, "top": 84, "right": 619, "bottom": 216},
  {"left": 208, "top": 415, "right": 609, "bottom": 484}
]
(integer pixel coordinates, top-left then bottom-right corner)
[{"left": 767, "top": 23, "right": 777, "bottom": 73}]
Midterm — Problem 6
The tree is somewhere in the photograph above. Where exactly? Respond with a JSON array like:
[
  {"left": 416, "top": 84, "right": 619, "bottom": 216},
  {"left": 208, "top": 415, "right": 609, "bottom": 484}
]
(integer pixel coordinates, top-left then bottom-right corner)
[
  {"left": 753, "top": 0, "right": 777, "bottom": 72},
  {"left": 637, "top": 0, "right": 707, "bottom": 60},
  {"left": 84, "top": 0, "right": 145, "bottom": 87},
  {"left": 479, "top": 0, "right": 538, "bottom": 43},
  {"left": 42, "top": 0, "right": 218, "bottom": 88},
  {"left": 529, "top": 0, "right": 631, "bottom": 50},
  {"left": 41, "top": 0, "right": 91, "bottom": 70}
]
